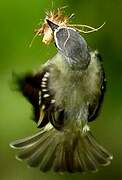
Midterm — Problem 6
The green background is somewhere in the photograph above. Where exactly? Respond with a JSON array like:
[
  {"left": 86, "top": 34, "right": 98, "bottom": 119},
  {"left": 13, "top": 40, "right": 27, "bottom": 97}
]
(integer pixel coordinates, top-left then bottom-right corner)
[{"left": 0, "top": 0, "right": 122, "bottom": 179}]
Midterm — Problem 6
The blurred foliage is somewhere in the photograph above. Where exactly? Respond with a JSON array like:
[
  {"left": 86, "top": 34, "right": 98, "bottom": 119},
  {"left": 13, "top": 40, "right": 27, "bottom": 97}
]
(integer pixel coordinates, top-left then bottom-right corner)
[{"left": 0, "top": 0, "right": 122, "bottom": 179}]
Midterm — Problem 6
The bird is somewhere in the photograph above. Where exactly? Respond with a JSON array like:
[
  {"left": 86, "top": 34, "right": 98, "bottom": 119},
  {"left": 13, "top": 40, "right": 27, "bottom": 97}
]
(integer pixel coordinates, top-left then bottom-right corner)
[{"left": 10, "top": 19, "right": 113, "bottom": 173}]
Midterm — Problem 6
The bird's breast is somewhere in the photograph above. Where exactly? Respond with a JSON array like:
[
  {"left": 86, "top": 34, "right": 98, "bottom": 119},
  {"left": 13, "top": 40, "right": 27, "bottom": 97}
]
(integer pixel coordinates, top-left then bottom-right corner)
[{"left": 47, "top": 51, "right": 101, "bottom": 123}]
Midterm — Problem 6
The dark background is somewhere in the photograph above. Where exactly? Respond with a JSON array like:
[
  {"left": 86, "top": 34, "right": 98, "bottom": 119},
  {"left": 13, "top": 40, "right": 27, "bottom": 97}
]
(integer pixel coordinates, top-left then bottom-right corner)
[{"left": 0, "top": 0, "right": 122, "bottom": 179}]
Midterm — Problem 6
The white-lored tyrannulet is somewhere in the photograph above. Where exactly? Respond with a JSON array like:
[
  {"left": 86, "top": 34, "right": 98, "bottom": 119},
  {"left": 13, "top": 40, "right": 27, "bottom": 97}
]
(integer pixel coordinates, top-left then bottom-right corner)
[{"left": 10, "top": 19, "right": 113, "bottom": 172}]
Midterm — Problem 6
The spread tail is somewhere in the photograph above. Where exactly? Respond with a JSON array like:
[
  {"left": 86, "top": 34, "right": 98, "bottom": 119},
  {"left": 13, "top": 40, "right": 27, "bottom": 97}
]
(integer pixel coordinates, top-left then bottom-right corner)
[{"left": 10, "top": 123, "right": 113, "bottom": 172}]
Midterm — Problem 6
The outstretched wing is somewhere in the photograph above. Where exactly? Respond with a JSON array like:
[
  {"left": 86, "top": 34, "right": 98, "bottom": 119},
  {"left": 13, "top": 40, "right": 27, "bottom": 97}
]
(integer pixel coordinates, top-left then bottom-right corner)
[
  {"left": 15, "top": 69, "right": 65, "bottom": 129},
  {"left": 88, "top": 52, "right": 106, "bottom": 122}
]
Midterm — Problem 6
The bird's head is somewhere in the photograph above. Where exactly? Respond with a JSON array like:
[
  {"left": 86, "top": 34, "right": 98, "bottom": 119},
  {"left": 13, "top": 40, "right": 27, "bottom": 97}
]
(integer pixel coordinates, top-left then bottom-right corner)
[{"left": 46, "top": 19, "right": 90, "bottom": 70}]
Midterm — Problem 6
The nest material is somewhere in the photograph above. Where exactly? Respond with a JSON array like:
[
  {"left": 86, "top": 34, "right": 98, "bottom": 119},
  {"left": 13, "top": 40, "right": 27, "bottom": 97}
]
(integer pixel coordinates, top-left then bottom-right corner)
[
  {"left": 36, "top": 8, "right": 71, "bottom": 45},
  {"left": 30, "top": 7, "right": 105, "bottom": 46}
]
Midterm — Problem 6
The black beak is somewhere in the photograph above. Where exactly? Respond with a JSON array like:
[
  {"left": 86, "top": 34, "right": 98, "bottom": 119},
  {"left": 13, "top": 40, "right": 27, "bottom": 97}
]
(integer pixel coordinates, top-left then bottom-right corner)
[{"left": 46, "top": 19, "right": 59, "bottom": 31}]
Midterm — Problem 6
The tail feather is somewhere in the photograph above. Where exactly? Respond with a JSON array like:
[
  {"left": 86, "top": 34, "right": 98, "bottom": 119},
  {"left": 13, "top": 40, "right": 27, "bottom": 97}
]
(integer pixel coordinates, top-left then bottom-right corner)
[
  {"left": 27, "top": 131, "right": 56, "bottom": 167},
  {"left": 53, "top": 143, "right": 74, "bottom": 172},
  {"left": 87, "top": 132, "right": 112, "bottom": 161},
  {"left": 10, "top": 130, "right": 46, "bottom": 149},
  {"left": 10, "top": 124, "right": 113, "bottom": 172},
  {"left": 84, "top": 134, "right": 108, "bottom": 166},
  {"left": 16, "top": 131, "right": 53, "bottom": 160},
  {"left": 39, "top": 137, "right": 59, "bottom": 171},
  {"left": 74, "top": 146, "right": 84, "bottom": 172},
  {"left": 78, "top": 136, "right": 98, "bottom": 172}
]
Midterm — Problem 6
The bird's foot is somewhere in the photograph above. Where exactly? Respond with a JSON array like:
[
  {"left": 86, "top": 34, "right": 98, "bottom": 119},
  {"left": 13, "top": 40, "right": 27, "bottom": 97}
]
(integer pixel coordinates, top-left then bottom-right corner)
[{"left": 83, "top": 124, "right": 90, "bottom": 134}]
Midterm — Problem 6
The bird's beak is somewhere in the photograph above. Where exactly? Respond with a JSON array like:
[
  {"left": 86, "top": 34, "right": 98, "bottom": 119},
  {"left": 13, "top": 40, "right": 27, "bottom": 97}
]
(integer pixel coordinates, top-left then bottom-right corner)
[{"left": 46, "top": 19, "right": 59, "bottom": 31}]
